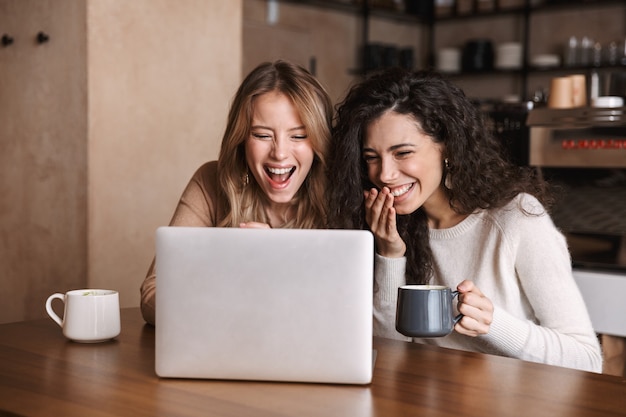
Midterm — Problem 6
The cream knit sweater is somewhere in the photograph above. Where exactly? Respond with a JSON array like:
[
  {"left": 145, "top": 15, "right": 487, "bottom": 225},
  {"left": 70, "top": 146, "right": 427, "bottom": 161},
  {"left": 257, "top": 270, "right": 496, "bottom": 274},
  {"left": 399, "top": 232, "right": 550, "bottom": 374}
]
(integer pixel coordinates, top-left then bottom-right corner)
[{"left": 373, "top": 193, "right": 603, "bottom": 373}]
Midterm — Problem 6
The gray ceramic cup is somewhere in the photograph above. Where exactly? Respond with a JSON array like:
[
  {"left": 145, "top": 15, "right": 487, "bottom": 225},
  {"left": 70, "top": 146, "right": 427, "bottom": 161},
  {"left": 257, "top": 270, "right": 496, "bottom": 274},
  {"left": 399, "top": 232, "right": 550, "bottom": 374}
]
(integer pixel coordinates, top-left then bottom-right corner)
[{"left": 395, "top": 285, "right": 463, "bottom": 338}]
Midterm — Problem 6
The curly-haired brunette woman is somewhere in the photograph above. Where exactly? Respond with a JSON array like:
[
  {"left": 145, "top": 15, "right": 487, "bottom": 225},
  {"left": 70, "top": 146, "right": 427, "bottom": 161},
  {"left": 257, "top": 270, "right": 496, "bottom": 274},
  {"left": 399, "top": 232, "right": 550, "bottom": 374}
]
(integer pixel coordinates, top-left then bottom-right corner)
[
  {"left": 140, "top": 60, "right": 333, "bottom": 325},
  {"left": 328, "top": 68, "right": 602, "bottom": 372}
]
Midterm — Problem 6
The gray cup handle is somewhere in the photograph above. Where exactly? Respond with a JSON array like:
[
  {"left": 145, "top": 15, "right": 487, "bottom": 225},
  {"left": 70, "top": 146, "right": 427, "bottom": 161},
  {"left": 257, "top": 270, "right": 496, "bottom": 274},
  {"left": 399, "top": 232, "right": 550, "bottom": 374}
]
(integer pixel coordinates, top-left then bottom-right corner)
[{"left": 452, "top": 290, "right": 464, "bottom": 325}]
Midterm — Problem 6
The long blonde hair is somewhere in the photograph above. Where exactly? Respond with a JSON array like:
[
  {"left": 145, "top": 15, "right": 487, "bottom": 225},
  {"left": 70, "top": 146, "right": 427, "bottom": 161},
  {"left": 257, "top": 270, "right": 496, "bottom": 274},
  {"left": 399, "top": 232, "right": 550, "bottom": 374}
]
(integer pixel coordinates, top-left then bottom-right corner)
[{"left": 216, "top": 60, "right": 332, "bottom": 228}]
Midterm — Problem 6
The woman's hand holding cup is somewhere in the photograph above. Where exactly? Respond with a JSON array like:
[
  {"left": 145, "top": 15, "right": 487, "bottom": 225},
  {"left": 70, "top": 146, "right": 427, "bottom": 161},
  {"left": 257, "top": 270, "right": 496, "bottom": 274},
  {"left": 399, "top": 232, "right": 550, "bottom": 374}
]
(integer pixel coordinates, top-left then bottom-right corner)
[{"left": 454, "top": 280, "right": 494, "bottom": 337}]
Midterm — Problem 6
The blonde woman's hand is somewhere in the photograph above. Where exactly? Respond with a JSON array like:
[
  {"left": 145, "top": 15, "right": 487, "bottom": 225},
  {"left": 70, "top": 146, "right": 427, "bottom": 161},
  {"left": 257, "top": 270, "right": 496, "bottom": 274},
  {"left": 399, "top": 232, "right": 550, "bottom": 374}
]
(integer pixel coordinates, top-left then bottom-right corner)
[
  {"left": 364, "top": 187, "right": 406, "bottom": 258},
  {"left": 239, "top": 222, "right": 271, "bottom": 229},
  {"left": 454, "top": 280, "right": 494, "bottom": 337}
]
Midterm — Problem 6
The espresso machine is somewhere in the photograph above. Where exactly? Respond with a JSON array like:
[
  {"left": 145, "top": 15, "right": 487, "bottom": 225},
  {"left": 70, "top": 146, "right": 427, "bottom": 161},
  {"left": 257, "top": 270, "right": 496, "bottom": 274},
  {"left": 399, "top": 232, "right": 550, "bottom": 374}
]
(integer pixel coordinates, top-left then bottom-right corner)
[{"left": 526, "top": 106, "right": 626, "bottom": 338}]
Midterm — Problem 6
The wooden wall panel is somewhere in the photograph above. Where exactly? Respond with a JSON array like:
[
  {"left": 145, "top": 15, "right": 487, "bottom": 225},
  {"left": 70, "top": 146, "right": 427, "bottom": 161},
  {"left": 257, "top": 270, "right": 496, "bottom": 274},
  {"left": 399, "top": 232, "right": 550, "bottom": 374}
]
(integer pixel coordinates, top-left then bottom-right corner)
[
  {"left": 0, "top": 0, "right": 87, "bottom": 323},
  {"left": 0, "top": 0, "right": 241, "bottom": 323}
]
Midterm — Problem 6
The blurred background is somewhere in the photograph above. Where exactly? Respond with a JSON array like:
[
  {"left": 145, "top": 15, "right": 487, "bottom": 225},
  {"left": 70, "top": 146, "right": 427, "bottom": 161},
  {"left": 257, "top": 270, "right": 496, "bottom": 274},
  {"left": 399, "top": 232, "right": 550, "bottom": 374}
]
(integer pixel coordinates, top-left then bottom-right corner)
[{"left": 1, "top": 3, "right": 624, "bottom": 376}]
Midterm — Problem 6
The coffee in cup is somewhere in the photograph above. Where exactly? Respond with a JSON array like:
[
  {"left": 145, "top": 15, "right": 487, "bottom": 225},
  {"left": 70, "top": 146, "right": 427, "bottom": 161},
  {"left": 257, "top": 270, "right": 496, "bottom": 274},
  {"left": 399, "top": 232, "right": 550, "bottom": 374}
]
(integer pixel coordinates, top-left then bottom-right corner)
[
  {"left": 396, "top": 285, "right": 463, "bottom": 338},
  {"left": 45, "top": 289, "right": 121, "bottom": 343}
]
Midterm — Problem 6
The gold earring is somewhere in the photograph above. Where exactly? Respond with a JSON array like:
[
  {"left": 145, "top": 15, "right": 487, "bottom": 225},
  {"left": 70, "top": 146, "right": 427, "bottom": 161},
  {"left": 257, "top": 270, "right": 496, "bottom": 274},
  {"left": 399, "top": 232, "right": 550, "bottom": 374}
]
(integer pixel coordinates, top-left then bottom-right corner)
[
  {"left": 444, "top": 158, "right": 453, "bottom": 190},
  {"left": 242, "top": 172, "right": 249, "bottom": 187}
]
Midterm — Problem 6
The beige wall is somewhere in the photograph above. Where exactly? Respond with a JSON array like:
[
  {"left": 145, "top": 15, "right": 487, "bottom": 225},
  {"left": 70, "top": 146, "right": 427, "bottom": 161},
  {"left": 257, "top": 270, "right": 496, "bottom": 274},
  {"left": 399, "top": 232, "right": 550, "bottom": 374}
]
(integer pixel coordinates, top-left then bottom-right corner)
[
  {"left": 243, "top": 0, "right": 359, "bottom": 103},
  {"left": 0, "top": 0, "right": 241, "bottom": 323},
  {"left": 86, "top": 0, "right": 242, "bottom": 312},
  {"left": 0, "top": 0, "right": 88, "bottom": 323}
]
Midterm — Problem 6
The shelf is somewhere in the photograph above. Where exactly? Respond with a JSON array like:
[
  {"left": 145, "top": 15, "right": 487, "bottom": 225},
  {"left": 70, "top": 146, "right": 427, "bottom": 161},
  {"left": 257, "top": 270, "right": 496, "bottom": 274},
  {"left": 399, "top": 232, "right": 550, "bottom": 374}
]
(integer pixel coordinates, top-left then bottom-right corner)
[
  {"left": 276, "top": 0, "right": 427, "bottom": 22},
  {"left": 322, "top": 0, "right": 626, "bottom": 99},
  {"left": 430, "top": 0, "right": 626, "bottom": 100},
  {"left": 276, "top": 0, "right": 360, "bottom": 14},
  {"left": 279, "top": 0, "right": 625, "bottom": 22},
  {"left": 368, "top": 8, "right": 425, "bottom": 23},
  {"left": 528, "top": 64, "right": 626, "bottom": 74},
  {"left": 442, "top": 64, "right": 626, "bottom": 78},
  {"left": 279, "top": 0, "right": 626, "bottom": 25},
  {"left": 441, "top": 68, "right": 524, "bottom": 77},
  {"left": 530, "top": 0, "right": 626, "bottom": 14},
  {"left": 436, "top": 0, "right": 625, "bottom": 21},
  {"left": 436, "top": 7, "right": 526, "bottom": 22}
]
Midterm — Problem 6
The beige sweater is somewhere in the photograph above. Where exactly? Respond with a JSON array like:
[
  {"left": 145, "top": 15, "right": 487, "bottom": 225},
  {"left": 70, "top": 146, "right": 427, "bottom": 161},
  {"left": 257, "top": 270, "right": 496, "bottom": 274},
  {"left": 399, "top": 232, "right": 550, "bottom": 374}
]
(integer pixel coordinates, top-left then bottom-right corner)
[
  {"left": 140, "top": 161, "right": 223, "bottom": 325},
  {"left": 373, "top": 193, "right": 603, "bottom": 373}
]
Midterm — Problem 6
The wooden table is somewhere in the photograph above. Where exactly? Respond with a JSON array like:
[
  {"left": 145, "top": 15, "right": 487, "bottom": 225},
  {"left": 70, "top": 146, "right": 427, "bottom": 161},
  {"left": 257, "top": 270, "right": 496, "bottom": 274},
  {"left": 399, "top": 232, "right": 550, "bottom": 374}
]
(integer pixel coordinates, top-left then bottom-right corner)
[{"left": 1, "top": 308, "right": 624, "bottom": 417}]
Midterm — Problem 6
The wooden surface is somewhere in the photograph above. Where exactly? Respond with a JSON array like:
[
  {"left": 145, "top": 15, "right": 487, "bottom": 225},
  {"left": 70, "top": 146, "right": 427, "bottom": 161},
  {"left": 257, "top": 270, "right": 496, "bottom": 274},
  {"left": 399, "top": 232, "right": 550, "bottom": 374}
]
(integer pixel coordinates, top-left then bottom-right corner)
[{"left": 0, "top": 308, "right": 624, "bottom": 417}]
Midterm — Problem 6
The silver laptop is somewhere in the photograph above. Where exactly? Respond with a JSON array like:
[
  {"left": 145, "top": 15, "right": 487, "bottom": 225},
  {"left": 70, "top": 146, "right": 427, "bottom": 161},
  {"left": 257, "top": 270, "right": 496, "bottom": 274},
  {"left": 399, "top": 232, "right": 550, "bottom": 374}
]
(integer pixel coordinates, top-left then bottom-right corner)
[{"left": 155, "top": 226, "right": 374, "bottom": 384}]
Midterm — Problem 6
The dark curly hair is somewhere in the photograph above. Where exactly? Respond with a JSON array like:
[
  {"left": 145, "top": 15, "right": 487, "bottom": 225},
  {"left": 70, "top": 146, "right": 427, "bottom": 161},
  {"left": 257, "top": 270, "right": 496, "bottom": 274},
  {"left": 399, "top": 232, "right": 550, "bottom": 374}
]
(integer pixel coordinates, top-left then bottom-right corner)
[{"left": 328, "top": 68, "right": 551, "bottom": 284}]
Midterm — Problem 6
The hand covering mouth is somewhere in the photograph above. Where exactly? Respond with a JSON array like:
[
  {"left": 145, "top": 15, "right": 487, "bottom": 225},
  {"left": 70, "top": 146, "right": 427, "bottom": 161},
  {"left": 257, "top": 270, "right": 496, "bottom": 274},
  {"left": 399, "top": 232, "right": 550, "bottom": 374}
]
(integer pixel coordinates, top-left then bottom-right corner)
[{"left": 265, "top": 166, "right": 296, "bottom": 184}]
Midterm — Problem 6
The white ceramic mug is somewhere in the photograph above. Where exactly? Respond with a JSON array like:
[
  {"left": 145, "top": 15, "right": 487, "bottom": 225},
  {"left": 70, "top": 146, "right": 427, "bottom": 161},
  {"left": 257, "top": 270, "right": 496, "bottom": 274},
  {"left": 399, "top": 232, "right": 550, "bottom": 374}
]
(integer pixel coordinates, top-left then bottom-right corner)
[{"left": 45, "top": 289, "right": 121, "bottom": 343}]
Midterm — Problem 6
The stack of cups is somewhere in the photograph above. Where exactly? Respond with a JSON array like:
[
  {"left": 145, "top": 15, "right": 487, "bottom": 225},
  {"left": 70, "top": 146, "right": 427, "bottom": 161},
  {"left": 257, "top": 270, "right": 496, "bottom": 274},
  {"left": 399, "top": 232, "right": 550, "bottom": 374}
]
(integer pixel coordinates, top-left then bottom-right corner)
[
  {"left": 495, "top": 42, "right": 522, "bottom": 69},
  {"left": 436, "top": 48, "right": 461, "bottom": 73},
  {"left": 548, "top": 74, "right": 587, "bottom": 108}
]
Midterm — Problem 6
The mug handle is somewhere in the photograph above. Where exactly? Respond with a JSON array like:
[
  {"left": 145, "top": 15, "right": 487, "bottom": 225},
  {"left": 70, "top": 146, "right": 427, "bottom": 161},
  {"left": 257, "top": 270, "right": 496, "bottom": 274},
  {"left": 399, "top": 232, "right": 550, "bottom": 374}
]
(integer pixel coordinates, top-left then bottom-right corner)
[
  {"left": 45, "top": 293, "right": 65, "bottom": 327},
  {"left": 451, "top": 290, "right": 464, "bottom": 324}
]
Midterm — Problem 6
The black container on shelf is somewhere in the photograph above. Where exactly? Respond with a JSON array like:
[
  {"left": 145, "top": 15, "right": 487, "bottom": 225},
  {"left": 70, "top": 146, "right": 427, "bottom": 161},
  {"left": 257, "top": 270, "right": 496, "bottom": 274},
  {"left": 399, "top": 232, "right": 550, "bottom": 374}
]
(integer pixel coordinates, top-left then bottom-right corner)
[
  {"left": 462, "top": 39, "right": 494, "bottom": 72},
  {"left": 382, "top": 45, "right": 400, "bottom": 67},
  {"left": 399, "top": 48, "right": 414, "bottom": 70},
  {"left": 363, "top": 43, "right": 385, "bottom": 72},
  {"left": 404, "top": 0, "right": 434, "bottom": 18},
  {"left": 363, "top": 43, "right": 414, "bottom": 72},
  {"left": 608, "top": 71, "right": 626, "bottom": 98}
]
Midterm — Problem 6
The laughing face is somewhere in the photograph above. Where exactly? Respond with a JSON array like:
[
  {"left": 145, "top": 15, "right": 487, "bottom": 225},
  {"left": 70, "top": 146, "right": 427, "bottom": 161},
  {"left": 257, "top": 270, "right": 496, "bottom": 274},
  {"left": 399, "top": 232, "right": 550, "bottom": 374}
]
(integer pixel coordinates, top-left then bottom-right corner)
[
  {"left": 363, "top": 111, "right": 445, "bottom": 215},
  {"left": 245, "top": 91, "right": 314, "bottom": 208}
]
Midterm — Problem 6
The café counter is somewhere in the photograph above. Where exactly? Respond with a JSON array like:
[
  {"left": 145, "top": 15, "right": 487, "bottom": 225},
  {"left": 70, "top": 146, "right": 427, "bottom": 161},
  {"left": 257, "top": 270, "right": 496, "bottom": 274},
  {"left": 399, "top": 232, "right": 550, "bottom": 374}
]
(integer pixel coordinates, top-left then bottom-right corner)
[{"left": 0, "top": 308, "right": 624, "bottom": 416}]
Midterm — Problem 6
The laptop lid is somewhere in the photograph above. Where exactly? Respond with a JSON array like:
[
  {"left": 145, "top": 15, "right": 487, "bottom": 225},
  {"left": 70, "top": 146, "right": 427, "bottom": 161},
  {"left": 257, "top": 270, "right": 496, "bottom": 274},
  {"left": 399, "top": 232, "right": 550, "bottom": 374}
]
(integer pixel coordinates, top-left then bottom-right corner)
[{"left": 155, "top": 227, "right": 374, "bottom": 384}]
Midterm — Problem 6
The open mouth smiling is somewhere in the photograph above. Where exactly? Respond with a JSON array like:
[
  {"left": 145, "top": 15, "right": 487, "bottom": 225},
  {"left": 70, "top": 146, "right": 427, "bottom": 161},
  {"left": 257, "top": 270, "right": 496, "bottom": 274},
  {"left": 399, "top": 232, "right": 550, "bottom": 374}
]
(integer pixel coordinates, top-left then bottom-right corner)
[
  {"left": 265, "top": 166, "right": 296, "bottom": 184},
  {"left": 390, "top": 183, "right": 413, "bottom": 197}
]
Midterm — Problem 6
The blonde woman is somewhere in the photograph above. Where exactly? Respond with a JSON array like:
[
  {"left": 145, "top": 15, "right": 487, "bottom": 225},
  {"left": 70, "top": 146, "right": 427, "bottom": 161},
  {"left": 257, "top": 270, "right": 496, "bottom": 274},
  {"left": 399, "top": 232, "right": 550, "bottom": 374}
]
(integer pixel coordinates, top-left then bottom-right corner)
[{"left": 140, "top": 61, "right": 333, "bottom": 325}]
